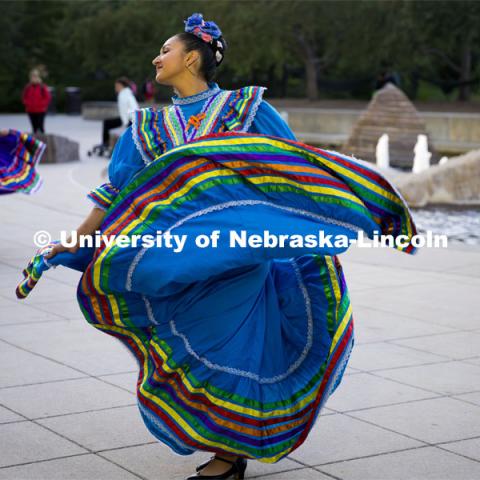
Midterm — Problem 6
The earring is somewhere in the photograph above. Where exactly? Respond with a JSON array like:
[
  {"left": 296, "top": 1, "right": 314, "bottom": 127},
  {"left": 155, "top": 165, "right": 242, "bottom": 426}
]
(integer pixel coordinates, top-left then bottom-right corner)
[{"left": 185, "top": 62, "right": 198, "bottom": 77}]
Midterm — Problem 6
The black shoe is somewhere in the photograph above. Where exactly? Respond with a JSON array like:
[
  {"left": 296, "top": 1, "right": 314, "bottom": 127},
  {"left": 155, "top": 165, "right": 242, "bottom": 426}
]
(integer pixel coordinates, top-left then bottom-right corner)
[{"left": 186, "top": 455, "right": 247, "bottom": 479}]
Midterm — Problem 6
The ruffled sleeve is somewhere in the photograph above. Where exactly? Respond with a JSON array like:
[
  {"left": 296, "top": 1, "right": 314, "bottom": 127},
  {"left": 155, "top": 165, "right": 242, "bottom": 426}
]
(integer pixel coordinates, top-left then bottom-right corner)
[
  {"left": 87, "top": 126, "right": 144, "bottom": 210},
  {"left": 87, "top": 182, "right": 120, "bottom": 211},
  {"left": 248, "top": 100, "right": 297, "bottom": 141},
  {"left": 221, "top": 86, "right": 267, "bottom": 133}
]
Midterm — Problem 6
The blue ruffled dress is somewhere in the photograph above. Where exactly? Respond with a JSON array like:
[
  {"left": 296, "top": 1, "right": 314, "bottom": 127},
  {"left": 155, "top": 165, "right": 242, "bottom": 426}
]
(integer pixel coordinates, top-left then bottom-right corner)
[{"left": 17, "top": 82, "right": 417, "bottom": 463}]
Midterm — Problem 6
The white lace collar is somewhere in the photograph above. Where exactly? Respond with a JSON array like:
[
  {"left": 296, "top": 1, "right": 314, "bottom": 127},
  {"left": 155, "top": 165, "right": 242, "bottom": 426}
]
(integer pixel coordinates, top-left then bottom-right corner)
[{"left": 171, "top": 82, "right": 221, "bottom": 105}]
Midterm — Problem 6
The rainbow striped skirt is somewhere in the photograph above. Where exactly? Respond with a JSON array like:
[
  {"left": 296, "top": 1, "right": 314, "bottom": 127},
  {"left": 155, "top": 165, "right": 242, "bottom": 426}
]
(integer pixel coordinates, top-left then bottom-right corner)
[
  {"left": 19, "top": 132, "right": 417, "bottom": 463},
  {"left": 0, "top": 129, "right": 44, "bottom": 195}
]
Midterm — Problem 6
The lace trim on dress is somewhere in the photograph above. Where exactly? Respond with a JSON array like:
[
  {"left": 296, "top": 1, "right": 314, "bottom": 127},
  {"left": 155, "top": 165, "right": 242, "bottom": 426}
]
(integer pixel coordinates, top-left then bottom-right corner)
[
  {"left": 242, "top": 86, "right": 266, "bottom": 133},
  {"left": 163, "top": 90, "right": 231, "bottom": 148},
  {"left": 131, "top": 109, "right": 158, "bottom": 166},
  {"left": 166, "top": 257, "right": 313, "bottom": 384},
  {"left": 171, "top": 82, "right": 221, "bottom": 105},
  {"left": 221, "top": 86, "right": 267, "bottom": 132}
]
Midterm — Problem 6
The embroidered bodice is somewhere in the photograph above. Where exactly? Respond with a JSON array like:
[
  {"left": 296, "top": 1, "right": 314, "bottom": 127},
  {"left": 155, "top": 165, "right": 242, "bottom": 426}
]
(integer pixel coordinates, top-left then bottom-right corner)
[
  {"left": 95, "top": 82, "right": 297, "bottom": 200},
  {"left": 131, "top": 82, "right": 269, "bottom": 165}
]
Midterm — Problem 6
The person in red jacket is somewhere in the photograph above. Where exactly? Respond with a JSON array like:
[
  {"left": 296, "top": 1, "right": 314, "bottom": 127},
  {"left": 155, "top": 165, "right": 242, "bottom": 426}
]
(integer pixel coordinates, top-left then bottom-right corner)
[{"left": 22, "top": 70, "right": 51, "bottom": 134}]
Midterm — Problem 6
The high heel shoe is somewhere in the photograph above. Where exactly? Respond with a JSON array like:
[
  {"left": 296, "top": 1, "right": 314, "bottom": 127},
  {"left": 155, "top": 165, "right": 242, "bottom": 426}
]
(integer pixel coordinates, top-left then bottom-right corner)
[{"left": 186, "top": 455, "right": 247, "bottom": 479}]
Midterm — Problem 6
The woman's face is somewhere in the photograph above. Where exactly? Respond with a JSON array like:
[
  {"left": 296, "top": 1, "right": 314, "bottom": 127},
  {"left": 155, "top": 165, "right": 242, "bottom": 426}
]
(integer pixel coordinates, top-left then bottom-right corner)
[
  {"left": 152, "top": 36, "right": 184, "bottom": 85},
  {"left": 152, "top": 35, "right": 198, "bottom": 85}
]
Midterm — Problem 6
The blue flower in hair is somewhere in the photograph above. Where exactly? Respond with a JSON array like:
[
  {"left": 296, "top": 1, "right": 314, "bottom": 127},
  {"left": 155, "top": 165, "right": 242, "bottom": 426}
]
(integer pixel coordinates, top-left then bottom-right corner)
[{"left": 184, "top": 12, "right": 222, "bottom": 43}]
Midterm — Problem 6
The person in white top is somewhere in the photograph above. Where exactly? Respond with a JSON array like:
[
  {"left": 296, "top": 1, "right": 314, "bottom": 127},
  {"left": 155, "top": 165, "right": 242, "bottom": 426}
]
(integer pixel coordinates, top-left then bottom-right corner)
[
  {"left": 117, "top": 79, "right": 139, "bottom": 126},
  {"left": 101, "top": 77, "right": 139, "bottom": 148}
]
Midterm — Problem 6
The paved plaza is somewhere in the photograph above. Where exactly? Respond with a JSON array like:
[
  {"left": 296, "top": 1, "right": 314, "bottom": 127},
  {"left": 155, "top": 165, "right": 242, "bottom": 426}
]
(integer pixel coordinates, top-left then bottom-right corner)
[{"left": 0, "top": 115, "right": 479, "bottom": 479}]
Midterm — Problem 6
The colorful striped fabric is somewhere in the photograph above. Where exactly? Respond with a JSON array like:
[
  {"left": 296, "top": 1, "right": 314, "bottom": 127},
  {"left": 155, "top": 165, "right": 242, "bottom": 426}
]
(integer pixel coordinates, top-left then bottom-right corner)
[
  {"left": 16, "top": 243, "right": 93, "bottom": 299},
  {"left": 0, "top": 129, "right": 45, "bottom": 195},
  {"left": 68, "top": 132, "right": 418, "bottom": 462},
  {"left": 16, "top": 244, "right": 56, "bottom": 299},
  {"left": 221, "top": 86, "right": 266, "bottom": 131},
  {"left": 87, "top": 182, "right": 120, "bottom": 210}
]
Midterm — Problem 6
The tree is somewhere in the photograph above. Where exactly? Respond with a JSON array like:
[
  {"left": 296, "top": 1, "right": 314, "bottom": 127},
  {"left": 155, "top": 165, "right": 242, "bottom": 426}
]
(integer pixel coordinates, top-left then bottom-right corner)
[
  {"left": 1, "top": 0, "right": 479, "bottom": 111},
  {"left": 404, "top": 0, "right": 480, "bottom": 101}
]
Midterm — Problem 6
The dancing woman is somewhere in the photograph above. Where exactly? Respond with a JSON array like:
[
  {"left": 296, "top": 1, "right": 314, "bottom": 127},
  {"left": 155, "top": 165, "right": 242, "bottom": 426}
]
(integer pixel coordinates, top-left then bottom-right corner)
[{"left": 18, "top": 13, "right": 417, "bottom": 480}]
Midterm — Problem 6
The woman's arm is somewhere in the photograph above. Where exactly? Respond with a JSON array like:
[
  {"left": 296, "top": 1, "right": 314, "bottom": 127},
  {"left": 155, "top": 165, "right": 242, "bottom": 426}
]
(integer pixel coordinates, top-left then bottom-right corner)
[{"left": 43, "top": 206, "right": 106, "bottom": 259}]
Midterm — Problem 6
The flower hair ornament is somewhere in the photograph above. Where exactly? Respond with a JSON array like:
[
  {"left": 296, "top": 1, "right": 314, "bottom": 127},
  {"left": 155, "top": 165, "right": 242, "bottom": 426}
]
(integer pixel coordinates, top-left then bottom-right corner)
[{"left": 184, "top": 12, "right": 225, "bottom": 66}]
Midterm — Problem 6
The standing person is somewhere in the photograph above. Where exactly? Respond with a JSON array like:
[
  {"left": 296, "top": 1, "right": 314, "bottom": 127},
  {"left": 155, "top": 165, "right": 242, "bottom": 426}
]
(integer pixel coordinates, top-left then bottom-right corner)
[
  {"left": 22, "top": 69, "right": 51, "bottom": 134},
  {"left": 100, "top": 77, "right": 139, "bottom": 151},
  {"left": 19, "top": 12, "right": 417, "bottom": 480}
]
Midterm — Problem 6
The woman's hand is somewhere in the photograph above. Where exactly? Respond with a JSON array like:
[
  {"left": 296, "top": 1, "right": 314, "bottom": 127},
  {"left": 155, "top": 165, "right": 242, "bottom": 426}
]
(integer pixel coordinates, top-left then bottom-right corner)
[{"left": 43, "top": 237, "right": 79, "bottom": 259}]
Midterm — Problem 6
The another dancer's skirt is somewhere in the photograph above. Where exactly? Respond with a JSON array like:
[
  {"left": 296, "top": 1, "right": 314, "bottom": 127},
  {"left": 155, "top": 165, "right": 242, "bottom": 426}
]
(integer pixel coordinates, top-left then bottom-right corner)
[{"left": 0, "top": 129, "right": 44, "bottom": 195}]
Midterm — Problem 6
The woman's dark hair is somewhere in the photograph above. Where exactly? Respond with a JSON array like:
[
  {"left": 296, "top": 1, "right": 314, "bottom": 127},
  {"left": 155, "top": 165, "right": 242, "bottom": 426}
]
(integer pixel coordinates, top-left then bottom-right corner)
[
  {"left": 115, "top": 77, "right": 131, "bottom": 88},
  {"left": 176, "top": 32, "right": 227, "bottom": 83}
]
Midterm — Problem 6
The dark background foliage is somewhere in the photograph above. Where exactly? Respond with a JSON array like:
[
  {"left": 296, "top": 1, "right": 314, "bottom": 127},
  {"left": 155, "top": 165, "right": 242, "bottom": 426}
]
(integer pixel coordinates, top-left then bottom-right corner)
[{"left": 1, "top": 0, "right": 479, "bottom": 111}]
